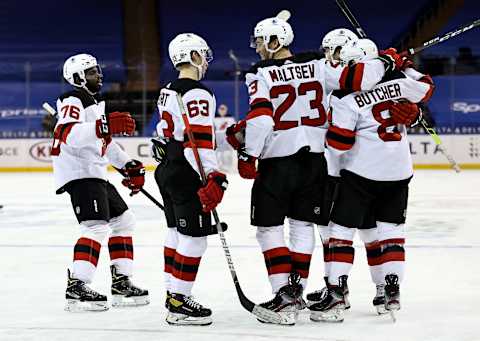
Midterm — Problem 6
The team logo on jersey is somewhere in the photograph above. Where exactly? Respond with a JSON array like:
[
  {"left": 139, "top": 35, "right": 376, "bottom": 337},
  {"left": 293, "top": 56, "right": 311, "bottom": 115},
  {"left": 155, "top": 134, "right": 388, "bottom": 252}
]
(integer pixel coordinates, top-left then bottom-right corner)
[
  {"left": 179, "top": 219, "right": 187, "bottom": 228},
  {"left": 314, "top": 207, "right": 321, "bottom": 215}
]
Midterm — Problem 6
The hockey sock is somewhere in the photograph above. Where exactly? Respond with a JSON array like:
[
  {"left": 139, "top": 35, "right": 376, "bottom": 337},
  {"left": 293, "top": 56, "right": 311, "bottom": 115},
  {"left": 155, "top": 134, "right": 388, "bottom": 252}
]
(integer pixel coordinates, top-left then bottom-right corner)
[
  {"left": 289, "top": 219, "right": 315, "bottom": 290},
  {"left": 328, "top": 223, "right": 355, "bottom": 285},
  {"left": 108, "top": 236, "right": 133, "bottom": 276},
  {"left": 358, "top": 228, "right": 383, "bottom": 285},
  {"left": 256, "top": 225, "right": 291, "bottom": 293},
  {"left": 317, "top": 224, "right": 331, "bottom": 277},
  {"left": 164, "top": 228, "right": 179, "bottom": 292},
  {"left": 73, "top": 237, "right": 101, "bottom": 283},
  {"left": 377, "top": 222, "right": 405, "bottom": 283},
  {"left": 170, "top": 233, "right": 207, "bottom": 296}
]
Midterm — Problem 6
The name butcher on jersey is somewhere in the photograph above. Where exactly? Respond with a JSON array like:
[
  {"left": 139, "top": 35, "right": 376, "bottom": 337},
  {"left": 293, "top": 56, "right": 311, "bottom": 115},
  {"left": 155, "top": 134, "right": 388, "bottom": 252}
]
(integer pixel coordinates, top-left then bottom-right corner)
[{"left": 354, "top": 83, "right": 402, "bottom": 107}]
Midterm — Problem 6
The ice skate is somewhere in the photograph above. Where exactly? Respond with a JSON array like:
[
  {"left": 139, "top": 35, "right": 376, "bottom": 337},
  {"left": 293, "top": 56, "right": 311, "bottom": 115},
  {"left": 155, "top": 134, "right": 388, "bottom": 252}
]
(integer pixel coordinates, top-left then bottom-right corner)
[
  {"left": 65, "top": 269, "right": 109, "bottom": 312},
  {"left": 110, "top": 265, "right": 149, "bottom": 307},
  {"left": 257, "top": 273, "right": 303, "bottom": 325},
  {"left": 373, "top": 284, "right": 387, "bottom": 314},
  {"left": 384, "top": 274, "right": 400, "bottom": 309},
  {"left": 309, "top": 275, "right": 347, "bottom": 323},
  {"left": 307, "top": 276, "right": 350, "bottom": 309},
  {"left": 166, "top": 293, "right": 212, "bottom": 326}
]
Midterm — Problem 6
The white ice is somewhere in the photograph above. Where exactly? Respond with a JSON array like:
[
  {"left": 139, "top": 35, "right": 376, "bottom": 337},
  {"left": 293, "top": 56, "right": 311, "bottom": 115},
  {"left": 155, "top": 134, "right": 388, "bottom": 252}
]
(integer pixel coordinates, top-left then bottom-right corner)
[{"left": 1, "top": 170, "right": 479, "bottom": 341}]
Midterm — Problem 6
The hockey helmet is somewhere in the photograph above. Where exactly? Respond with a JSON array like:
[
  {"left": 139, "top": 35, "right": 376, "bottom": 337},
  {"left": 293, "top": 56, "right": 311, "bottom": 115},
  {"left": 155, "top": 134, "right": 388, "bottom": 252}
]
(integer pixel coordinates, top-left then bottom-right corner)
[
  {"left": 322, "top": 28, "right": 358, "bottom": 60},
  {"left": 169, "top": 33, "right": 213, "bottom": 69},
  {"left": 250, "top": 17, "right": 294, "bottom": 53},
  {"left": 340, "top": 38, "right": 378, "bottom": 66},
  {"left": 63, "top": 53, "right": 101, "bottom": 89}
]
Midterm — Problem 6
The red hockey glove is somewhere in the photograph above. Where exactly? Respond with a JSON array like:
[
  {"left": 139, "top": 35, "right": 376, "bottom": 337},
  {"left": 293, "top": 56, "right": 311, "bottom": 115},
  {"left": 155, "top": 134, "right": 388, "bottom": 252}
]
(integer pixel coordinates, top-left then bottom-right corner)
[
  {"left": 225, "top": 120, "right": 246, "bottom": 150},
  {"left": 121, "top": 160, "right": 145, "bottom": 196},
  {"left": 96, "top": 111, "right": 136, "bottom": 138},
  {"left": 378, "top": 48, "right": 413, "bottom": 72},
  {"left": 390, "top": 101, "right": 420, "bottom": 126},
  {"left": 197, "top": 171, "right": 228, "bottom": 212},
  {"left": 237, "top": 148, "right": 257, "bottom": 179}
]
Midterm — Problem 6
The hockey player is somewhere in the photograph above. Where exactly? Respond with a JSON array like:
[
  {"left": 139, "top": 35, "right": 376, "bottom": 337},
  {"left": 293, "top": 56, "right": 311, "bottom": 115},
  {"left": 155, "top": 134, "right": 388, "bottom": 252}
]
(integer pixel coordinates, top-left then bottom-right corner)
[
  {"left": 225, "top": 17, "right": 393, "bottom": 325},
  {"left": 152, "top": 33, "right": 228, "bottom": 326},
  {"left": 309, "top": 39, "right": 434, "bottom": 322},
  {"left": 52, "top": 53, "right": 149, "bottom": 312},
  {"left": 214, "top": 104, "right": 236, "bottom": 171}
]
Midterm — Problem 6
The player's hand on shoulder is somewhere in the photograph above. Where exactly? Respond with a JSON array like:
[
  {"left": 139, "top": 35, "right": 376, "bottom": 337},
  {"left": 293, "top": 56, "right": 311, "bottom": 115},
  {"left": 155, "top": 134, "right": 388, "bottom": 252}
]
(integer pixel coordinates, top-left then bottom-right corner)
[
  {"left": 197, "top": 171, "right": 228, "bottom": 212},
  {"left": 121, "top": 159, "right": 145, "bottom": 196},
  {"left": 378, "top": 48, "right": 413, "bottom": 72},
  {"left": 225, "top": 120, "right": 246, "bottom": 150},
  {"left": 237, "top": 147, "right": 257, "bottom": 179},
  {"left": 390, "top": 101, "right": 420, "bottom": 127},
  {"left": 96, "top": 111, "right": 136, "bottom": 138}
]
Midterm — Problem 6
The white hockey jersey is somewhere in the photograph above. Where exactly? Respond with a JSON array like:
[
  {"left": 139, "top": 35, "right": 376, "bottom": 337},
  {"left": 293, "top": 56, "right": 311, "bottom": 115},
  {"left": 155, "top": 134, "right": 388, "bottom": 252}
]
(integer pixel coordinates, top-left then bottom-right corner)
[
  {"left": 155, "top": 78, "right": 219, "bottom": 175},
  {"left": 244, "top": 52, "right": 386, "bottom": 159},
  {"left": 326, "top": 70, "right": 434, "bottom": 181},
  {"left": 51, "top": 89, "right": 130, "bottom": 192}
]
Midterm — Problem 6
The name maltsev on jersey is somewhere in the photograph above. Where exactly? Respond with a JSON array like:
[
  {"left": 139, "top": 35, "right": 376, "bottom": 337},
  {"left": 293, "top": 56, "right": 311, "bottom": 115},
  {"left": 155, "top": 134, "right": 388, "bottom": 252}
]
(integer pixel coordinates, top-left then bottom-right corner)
[
  {"left": 268, "top": 63, "right": 315, "bottom": 83},
  {"left": 354, "top": 83, "right": 402, "bottom": 108}
]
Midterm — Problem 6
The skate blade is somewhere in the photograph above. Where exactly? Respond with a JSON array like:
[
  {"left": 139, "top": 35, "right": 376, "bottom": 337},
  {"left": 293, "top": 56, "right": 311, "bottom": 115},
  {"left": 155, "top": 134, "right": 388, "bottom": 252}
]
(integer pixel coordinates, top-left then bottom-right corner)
[
  {"left": 310, "top": 309, "right": 344, "bottom": 323},
  {"left": 166, "top": 312, "right": 212, "bottom": 326},
  {"left": 65, "top": 299, "right": 109, "bottom": 312},
  {"left": 111, "top": 294, "right": 150, "bottom": 307}
]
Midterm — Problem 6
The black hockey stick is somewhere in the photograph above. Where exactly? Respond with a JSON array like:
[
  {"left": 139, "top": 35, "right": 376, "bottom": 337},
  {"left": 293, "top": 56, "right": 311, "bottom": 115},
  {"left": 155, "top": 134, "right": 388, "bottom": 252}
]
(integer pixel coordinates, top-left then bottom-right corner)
[
  {"left": 175, "top": 93, "right": 283, "bottom": 324},
  {"left": 42, "top": 102, "right": 167, "bottom": 208},
  {"left": 333, "top": 0, "right": 461, "bottom": 173}
]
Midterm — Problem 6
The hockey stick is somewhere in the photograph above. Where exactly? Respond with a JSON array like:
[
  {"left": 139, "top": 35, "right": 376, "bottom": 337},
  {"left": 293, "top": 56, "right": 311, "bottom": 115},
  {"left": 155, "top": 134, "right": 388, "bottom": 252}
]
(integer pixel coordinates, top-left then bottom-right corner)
[
  {"left": 42, "top": 102, "right": 166, "bottom": 209},
  {"left": 334, "top": 0, "right": 461, "bottom": 173},
  {"left": 175, "top": 93, "right": 283, "bottom": 324}
]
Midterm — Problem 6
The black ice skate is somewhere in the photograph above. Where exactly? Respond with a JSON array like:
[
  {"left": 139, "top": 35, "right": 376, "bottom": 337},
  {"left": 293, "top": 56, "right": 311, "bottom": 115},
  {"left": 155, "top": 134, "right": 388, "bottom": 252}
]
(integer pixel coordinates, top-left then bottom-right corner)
[
  {"left": 65, "top": 269, "right": 108, "bottom": 312},
  {"left": 384, "top": 274, "right": 400, "bottom": 311},
  {"left": 166, "top": 293, "right": 212, "bottom": 326},
  {"left": 165, "top": 290, "right": 171, "bottom": 308},
  {"left": 257, "top": 273, "right": 303, "bottom": 325},
  {"left": 309, "top": 275, "right": 347, "bottom": 323},
  {"left": 110, "top": 265, "right": 149, "bottom": 307},
  {"left": 373, "top": 284, "right": 387, "bottom": 315},
  {"left": 307, "top": 276, "right": 350, "bottom": 310}
]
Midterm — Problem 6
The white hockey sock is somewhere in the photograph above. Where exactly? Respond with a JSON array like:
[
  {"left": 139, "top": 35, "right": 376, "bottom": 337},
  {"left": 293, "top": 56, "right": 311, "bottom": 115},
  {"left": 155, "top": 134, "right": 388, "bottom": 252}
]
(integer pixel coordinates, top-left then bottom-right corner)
[
  {"left": 377, "top": 222, "right": 405, "bottom": 283},
  {"left": 317, "top": 224, "right": 331, "bottom": 277},
  {"left": 164, "top": 227, "right": 179, "bottom": 292}
]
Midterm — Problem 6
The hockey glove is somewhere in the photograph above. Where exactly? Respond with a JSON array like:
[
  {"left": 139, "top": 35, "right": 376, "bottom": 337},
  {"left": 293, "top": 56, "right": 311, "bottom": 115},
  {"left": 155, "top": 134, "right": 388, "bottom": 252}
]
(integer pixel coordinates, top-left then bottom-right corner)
[
  {"left": 378, "top": 48, "right": 413, "bottom": 73},
  {"left": 237, "top": 147, "right": 257, "bottom": 179},
  {"left": 197, "top": 171, "right": 228, "bottom": 212},
  {"left": 151, "top": 138, "right": 168, "bottom": 165},
  {"left": 121, "top": 159, "right": 145, "bottom": 196},
  {"left": 96, "top": 112, "right": 136, "bottom": 138},
  {"left": 390, "top": 101, "right": 420, "bottom": 127},
  {"left": 225, "top": 120, "right": 246, "bottom": 150}
]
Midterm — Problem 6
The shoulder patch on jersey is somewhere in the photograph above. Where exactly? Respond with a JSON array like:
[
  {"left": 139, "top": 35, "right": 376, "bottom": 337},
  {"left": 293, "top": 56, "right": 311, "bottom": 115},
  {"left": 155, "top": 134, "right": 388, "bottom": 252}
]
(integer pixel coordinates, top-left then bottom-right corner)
[
  {"left": 58, "top": 89, "right": 96, "bottom": 108},
  {"left": 166, "top": 78, "right": 213, "bottom": 96},
  {"left": 379, "top": 70, "right": 407, "bottom": 84},
  {"left": 247, "top": 51, "right": 323, "bottom": 74}
]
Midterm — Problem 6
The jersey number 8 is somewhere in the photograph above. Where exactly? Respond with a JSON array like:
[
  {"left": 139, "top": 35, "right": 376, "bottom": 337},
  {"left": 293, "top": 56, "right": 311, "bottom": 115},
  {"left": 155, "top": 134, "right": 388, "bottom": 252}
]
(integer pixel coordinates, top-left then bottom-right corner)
[
  {"left": 270, "top": 81, "right": 326, "bottom": 131},
  {"left": 372, "top": 101, "right": 402, "bottom": 142}
]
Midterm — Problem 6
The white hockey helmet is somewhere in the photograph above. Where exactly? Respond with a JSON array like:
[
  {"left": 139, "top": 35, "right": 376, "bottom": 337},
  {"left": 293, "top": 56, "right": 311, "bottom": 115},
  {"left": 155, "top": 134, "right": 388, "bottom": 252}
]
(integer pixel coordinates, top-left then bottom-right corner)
[
  {"left": 63, "top": 53, "right": 100, "bottom": 88},
  {"left": 322, "top": 28, "right": 358, "bottom": 60},
  {"left": 250, "top": 17, "right": 294, "bottom": 53},
  {"left": 168, "top": 33, "right": 213, "bottom": 74},
  {"left": 340, "top": 38, "right": 378, "bottom": 66}
]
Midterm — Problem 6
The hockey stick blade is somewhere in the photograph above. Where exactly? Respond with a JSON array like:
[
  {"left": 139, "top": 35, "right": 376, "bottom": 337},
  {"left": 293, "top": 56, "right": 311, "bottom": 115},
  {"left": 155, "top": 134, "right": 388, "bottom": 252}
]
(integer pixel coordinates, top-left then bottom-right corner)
[{"left": 176, "top": 93, "right": 283, "bottom": 324}]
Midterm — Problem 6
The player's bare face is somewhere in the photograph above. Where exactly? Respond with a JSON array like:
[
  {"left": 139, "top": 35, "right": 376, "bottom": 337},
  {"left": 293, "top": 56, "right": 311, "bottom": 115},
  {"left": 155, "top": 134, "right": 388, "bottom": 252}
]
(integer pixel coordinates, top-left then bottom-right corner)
[
  {"left": 85, "top": 66, "right": 103, "bottom": 93},
  {"left": 254, "top": 37, "right": 269, "bottom": 60}
]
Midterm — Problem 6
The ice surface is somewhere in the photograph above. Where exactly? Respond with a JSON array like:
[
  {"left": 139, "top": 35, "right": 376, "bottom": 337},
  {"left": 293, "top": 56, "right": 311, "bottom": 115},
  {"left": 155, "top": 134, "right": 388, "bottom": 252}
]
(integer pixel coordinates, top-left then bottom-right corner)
[{"left": 1, "top": 170, "right": 479, "bottom": 341}]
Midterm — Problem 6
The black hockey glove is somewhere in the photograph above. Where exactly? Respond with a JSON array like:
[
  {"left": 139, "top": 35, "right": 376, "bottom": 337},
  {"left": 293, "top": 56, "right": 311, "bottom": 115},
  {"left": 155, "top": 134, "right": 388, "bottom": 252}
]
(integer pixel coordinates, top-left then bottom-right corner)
[{"left": 151, "top": 138, "right": 168, "bottom": 165}]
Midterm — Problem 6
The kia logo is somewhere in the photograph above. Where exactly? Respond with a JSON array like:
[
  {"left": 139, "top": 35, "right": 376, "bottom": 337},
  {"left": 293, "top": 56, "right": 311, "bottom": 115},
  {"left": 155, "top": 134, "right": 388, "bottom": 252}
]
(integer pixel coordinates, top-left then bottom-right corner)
[{"left": 29, "top": 141, "right": 52, "bottom": 163}]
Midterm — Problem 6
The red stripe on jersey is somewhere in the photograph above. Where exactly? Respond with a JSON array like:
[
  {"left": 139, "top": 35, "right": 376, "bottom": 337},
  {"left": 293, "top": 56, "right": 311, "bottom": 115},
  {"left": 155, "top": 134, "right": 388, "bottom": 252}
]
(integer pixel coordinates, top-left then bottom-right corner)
[
  {"left": 184, "top": 140, "right": 214, "bottom": 149},
  {"left": 352, "top": 63, "right": 365, "bottom": 91},
  {"left": 339, "top": 67, "right": 348, "bottom": 90},
  {"left": 421, "top": 84, "right": 435, "bottom": 103},
  {"left": 161, "top": 111, "right": 174, "bottom": 138},
  {"left": 326, "top": 126, "right": 356, "bottom": 151},
  {"left": 250, "top": 97, "right": 270, "bottom": 107},
  {"left": 246, "top": 107, "right": 274, "bottom": 120},
  {"left": 183, "top": 124, "right": 214, "bottom": 149},
  {"left": 328, "top": 125, "right": 355, "bottom": 138},
  {"left": 54, "top": 123, "right": 77, "bottom": 143}
]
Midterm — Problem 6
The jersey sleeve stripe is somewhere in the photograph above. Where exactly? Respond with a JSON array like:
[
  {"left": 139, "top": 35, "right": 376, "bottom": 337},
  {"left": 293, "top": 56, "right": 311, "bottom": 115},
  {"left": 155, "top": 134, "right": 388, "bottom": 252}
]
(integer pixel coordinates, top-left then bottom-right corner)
[
  {"left": 250, "top": 98, "right": 272, "bottom": 108},
  {"left": 183, "top": 124, "right": 214, "bottom": 149},
  {"left": 339, "top": 63, "right": 365, "bottom": 91},
  {"left": 54, "top": 122, "right": 78, "bottom": 143},
  {"left": 326, "top": 126, "right": 356, "bottom": 151},
  {"left": 352, "top": 63, "right": 365, "bottom": 91},
  {"left": 246, "top": 107, "right": 274, "bottom": 120}
]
